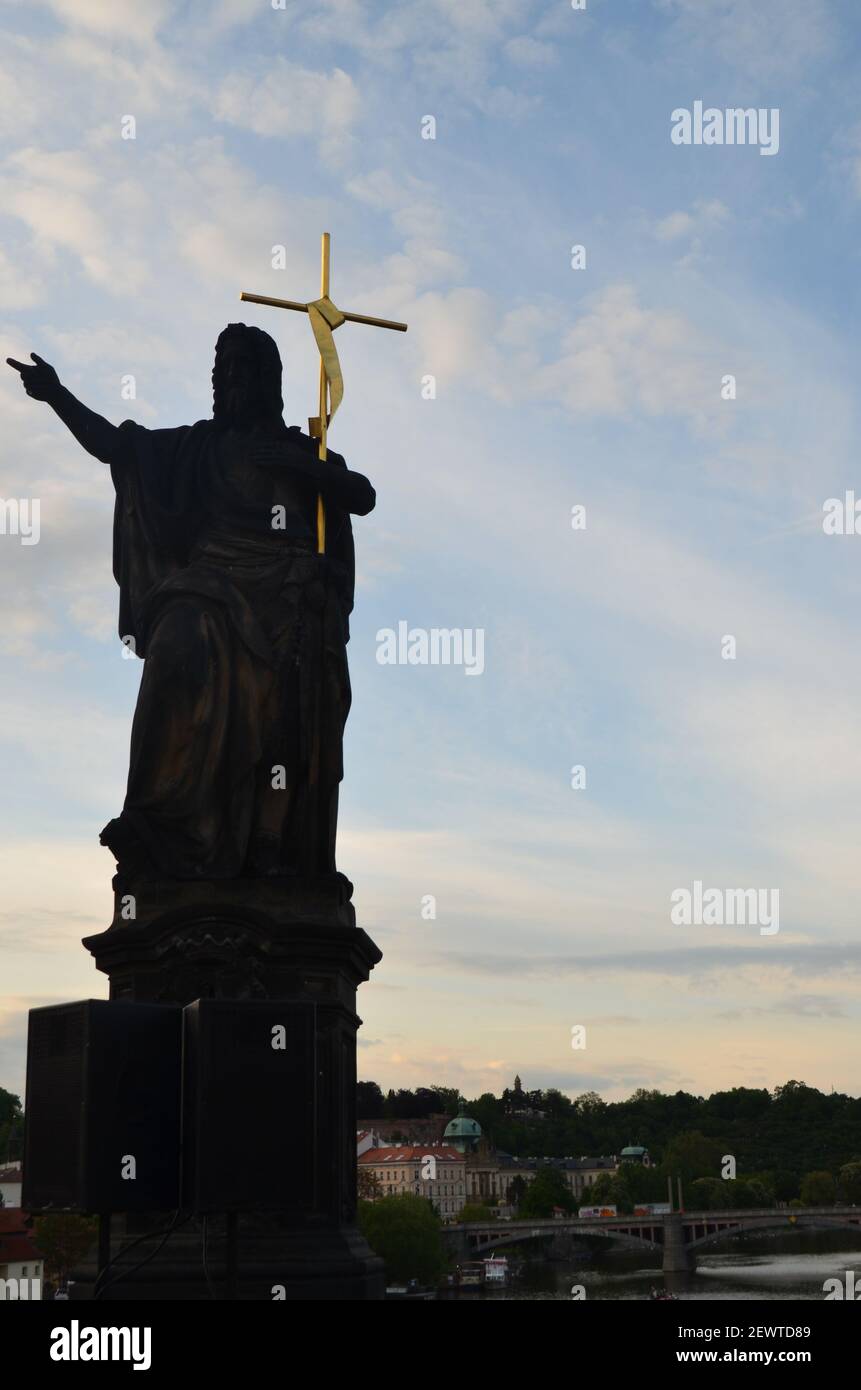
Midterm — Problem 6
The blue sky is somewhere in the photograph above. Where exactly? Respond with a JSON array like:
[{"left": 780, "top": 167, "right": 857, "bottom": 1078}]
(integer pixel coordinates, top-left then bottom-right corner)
[{"left": 3, "top": 0, "right": 861, "bottom": 1104}]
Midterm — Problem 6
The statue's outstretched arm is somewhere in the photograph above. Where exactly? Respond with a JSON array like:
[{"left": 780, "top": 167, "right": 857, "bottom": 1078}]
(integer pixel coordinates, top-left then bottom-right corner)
[{"left": 6, "top": 353, "right": 121, "bottom": 464}]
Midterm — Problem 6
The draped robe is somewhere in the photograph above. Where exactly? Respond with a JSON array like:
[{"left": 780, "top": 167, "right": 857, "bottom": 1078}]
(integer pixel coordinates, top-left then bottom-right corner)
[{"left": 101, "top": 418, "right": 355, "bottom": 880}]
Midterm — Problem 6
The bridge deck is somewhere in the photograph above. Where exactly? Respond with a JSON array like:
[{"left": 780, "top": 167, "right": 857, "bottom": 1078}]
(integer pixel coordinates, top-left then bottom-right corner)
[{"left": 445, "top": 1206, "right": 861, "bottom": 1252}]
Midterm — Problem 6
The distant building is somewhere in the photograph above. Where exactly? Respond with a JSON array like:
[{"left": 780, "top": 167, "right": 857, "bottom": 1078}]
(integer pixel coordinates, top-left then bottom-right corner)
[
  {"left": 0, "top": 1208, "right": 44, "bottom": 1297},
  {"left": 356, "top": 1130, "right": 380, "bottom": 1157},
  {"left": 356, "top": 1114, "right": 450, "bottom": 1145},
  {"left": 357, "top": 1079, "right": 640, "bottom": 1216},
  {"left": 619, "top": 1145, "right": 651, "bottom": 1167},
  {"left": 443, "top": 1101, "right": 482, "bottom": 1155},
  {"left": 0, "top": 1163, "right": 23, "bottom": 1208},
  {"left": 446, "top": 1081, "right": 621, "bottom": 1206},
  {"left": 465, "top": 1151, "right": 619, "bottom": 1204},
  {"left": 358, "top": 1145, "right": 466, "bottom": 1219},
  {"left": 557, "top": 1156, "right": 620, "bottom": 1200},
  {"left": 504, "top": 1075, "right": 545, "bottom": 1120}
]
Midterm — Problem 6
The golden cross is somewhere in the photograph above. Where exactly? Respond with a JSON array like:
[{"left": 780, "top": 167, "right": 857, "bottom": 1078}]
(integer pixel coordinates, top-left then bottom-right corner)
[{"left": 240, "top": 232, "right": 407, "bottom": 554}]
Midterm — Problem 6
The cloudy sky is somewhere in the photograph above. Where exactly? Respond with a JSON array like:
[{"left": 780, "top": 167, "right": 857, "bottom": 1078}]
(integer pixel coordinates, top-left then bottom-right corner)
[{"left": 2, "top": 0, "right": 861, "bottom": 1106}]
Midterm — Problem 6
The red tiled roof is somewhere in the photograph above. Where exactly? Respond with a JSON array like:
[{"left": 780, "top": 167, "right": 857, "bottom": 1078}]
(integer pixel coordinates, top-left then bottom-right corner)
[
  {"left": 0, "top": 1234, "right": 42, "bottom": 1263},
  {"left": 0, "top": 1212, "right": 29, "bottom": 1234},
  {"left": 359, "top": 1146, "right": 463, "bottom": 1163},
  {"left": 0, "top": 1208, "right": 34, "bottom": 1235}
]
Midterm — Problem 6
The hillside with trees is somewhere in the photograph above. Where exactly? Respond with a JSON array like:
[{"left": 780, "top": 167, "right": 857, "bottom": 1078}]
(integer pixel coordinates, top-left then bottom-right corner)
[{"left": 358, "top": 1079, "right": 861, "bottom": 1197}]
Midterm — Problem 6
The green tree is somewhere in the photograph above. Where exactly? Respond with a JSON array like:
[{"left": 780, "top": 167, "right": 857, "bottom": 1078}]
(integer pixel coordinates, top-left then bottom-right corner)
[
  {"left": 357, "top": 1167, "right": 382, "bottom": 1200},
  {"left": 460, "top": 1203, "right": 492, "bottom": 1223},
  {"left": 723, "top": 1180, "right": 768, "bottom": 1210},
  {"left": 429, "top": 1086, "right": 461, "bottom": 1115},
  {"left": 838, "top": 1161, "right": 861, "bottom": 1204},
  {"left": 742, "top": 1179, "right": 774, "bottom": 1208},
  {"left": 0, "top": 1087, "right": 21, "bottom": 1129},
  {"left": 661, "top": 1131, "right": 723, "bottom": 1185},
  {"left": 583, "top": 1166, "right": 645, "bottom": 1214},
  {"left": 540, "top": 1088, "right": 572, "bottom": 1118},
  {"left": 772, "top": 1170, "right": 800, "bottom": 1203},
  {"left": 800, "top": 1171, "right": 836, "bottom": 1206},
  {"left": 462, "top": 1092, "right": 505, "bottom": 1147},
  {"left": 520, "top": 1167, "right": 574, "bottom": 1218},
  {"left": 606, "top": 1177, "right": 635, "bottom": 1214},
  {"left": 358, "top": 1194, "right": 446, "bottom": 1285},
  {"left": 356, "top": 1081, "right": 385, "bottom": 1117},
  {"left": 580, "top": 1172, "right": 615, "bottom": 1206},
  {"left": 33, "top": 1214, "right": 97, "bottom": 1283},
  {"left": 0, "top": 1088, "right": 23, "bottom": 1166},
  {"left": 574, "top": 1091, "right": 606, "bottom": 1116},
  {"left": 506, "top": 1174, "right": 528, "bottom": 1207},
  {"left": 383, "top": 1087, "right": 444, "bottom": 1119},
  {"left": 705, "top": 1088, "right": 770, "bottom": 1122},
  {"left": 614, "top": 1160, "right": 665, "bottom": 1205},
  {"left": 689, "top": 1177, "right": 725, "bottom": 1210}
]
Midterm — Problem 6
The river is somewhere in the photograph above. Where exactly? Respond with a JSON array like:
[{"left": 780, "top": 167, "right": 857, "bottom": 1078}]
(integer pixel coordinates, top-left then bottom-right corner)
[{"left": 452, "top": 1229, "right": 861, "bottom": 1300}]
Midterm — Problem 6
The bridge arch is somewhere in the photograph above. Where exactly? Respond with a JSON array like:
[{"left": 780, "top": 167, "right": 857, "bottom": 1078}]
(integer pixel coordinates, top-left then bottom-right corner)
[
  {"left": 686, "top": 1213, "right": 861, "bottom": 1251},
  {"left": 447, "top": 1220, "right": 663, "bottom": 1257}
]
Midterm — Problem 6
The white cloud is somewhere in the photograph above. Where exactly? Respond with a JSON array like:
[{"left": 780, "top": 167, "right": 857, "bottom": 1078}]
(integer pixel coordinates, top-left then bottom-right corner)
[
  {"left": 214, "top": 59, "right": 360, "bottom": 163},
  {"left": 56, "top": 32, "right": 193, "bottom": 113},
  {"left": 0, "top": 147, "right": 150, "bottom": 294},
  {"left": 0, "top": 245, "right": 42, "bottom": 308},
  {"left": 207, "top": 0, "right": 267, "bottom": 30},
  {"left": 284, "top": 0, "right": 540, "bottom": 118},
  {"left": 347, "top": 168, "right": 466, "bottom": 290},
  {"left": 504, "top": 35, "right": 557, "bottom": 67},
  {"left": 40, "top": 0, "right": 175, "bottom": 42},
  {"left": 0, "top": 33, "right": 53, "bottom": 139},
  {"left": 654, "top": 0, "right": 836, "bottom": 80},
  {"left": 654, "top": 199, "right": 729, "bottom": 243},
  {"left": 408, "top": 281, "right": 732, "bottom": 431}
]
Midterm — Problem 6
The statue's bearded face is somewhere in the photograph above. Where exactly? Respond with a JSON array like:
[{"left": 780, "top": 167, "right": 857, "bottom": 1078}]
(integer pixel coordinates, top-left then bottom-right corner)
[
  {"left": 212, "top": 324, "right": 285, "bottom": 432},
  {"left": 217, "top": 341, "right": 259, "bottom": 428}
]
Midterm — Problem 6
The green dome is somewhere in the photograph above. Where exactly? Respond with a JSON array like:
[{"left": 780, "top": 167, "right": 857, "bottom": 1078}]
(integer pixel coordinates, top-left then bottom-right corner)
[
  {"left": 445, "top": 1115, "right": 482, "bottom": 1139},
  {"left": 444, "top": 1102, "right": 481, "bottom": 1150},
  {"left": 621, "top": 1145, "right": 648, "bottom": 1159}
]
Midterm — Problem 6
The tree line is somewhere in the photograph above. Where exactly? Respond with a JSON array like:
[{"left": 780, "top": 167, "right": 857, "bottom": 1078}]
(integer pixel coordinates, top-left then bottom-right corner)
[{"left": 358, "top": 1079, "right": 861, "bottom": 1196}]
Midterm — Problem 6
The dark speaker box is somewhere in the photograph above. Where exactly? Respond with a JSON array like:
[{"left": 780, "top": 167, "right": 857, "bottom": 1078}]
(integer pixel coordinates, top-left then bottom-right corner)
[
  {"left": 182, "top": 998, "right": 316, "bottom": 1212},
  {"left": 22, "top": 1000, "right": 182, "bottom": 1212}
]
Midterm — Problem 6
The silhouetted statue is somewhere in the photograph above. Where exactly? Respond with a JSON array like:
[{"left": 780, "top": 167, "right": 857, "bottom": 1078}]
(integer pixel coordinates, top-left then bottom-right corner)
[{"left": 7, "top": 329, "right": 375, "bottom": 883}]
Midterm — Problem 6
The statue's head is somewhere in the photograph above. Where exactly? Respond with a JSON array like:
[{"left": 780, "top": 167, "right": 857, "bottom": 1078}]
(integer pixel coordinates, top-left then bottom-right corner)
[{"left": 212, "top": 323, "right": 284, "bottom": 431}]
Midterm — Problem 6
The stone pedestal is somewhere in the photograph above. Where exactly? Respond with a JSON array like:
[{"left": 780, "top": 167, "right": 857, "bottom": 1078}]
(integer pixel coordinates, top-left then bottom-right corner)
[
  {"left": 85, "top": 873, "right": 362, "bottom": 1005},
  {"left": 71, "top": 873, "right": 384, "bottom": 1300}
]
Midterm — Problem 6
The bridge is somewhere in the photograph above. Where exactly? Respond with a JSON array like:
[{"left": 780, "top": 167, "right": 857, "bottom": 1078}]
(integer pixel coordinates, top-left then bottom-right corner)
[{"left": 444, "top": 1206, "right": 861, "bottom": 1273}]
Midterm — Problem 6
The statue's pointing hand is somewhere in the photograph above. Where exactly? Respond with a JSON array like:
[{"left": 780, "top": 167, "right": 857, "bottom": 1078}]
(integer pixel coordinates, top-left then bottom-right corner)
[{"left": 6, "top": 352, "right": 61, "bottom": 402}]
